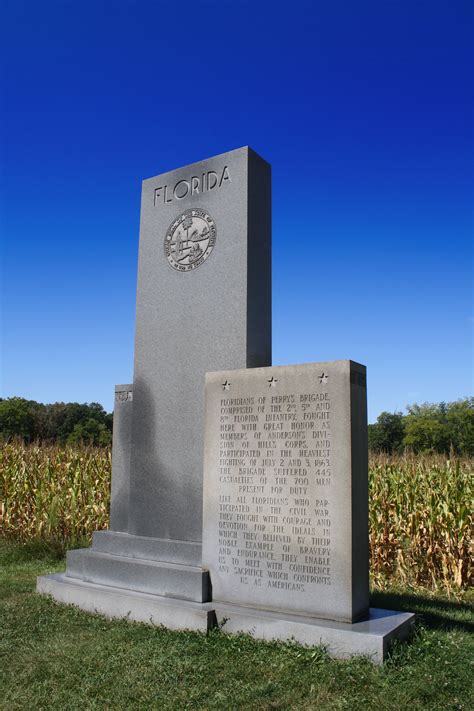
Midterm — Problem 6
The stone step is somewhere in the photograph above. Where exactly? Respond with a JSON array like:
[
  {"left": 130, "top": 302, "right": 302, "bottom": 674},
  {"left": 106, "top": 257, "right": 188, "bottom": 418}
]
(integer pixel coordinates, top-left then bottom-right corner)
[
  {"left": 37, "top": 573, "right": 214, "bottom": 632},
  {"left": 92, "top": 530, "right": 201, "bottom": 567},
  {"left": 65, "top": 548, "right": 210, "bottom": 603}
]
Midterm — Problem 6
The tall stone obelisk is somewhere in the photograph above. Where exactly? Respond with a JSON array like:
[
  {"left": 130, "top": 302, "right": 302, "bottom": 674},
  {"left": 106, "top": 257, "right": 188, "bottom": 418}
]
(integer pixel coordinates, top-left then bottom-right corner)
[{"left": 128, "top": 147, "right": 271, "bottom": 545}]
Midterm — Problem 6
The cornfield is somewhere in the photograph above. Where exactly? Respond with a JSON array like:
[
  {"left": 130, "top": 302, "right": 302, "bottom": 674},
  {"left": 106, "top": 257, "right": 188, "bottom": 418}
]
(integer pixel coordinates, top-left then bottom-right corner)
[
  {"left": 369, "top": 452, "right": 472, "bottom": 592},
  {"left": 0, "top": 443, "right": 472, "bottom": 592},
  {"left": 0, "top": 443, "right": 110, "bottom": 548}
]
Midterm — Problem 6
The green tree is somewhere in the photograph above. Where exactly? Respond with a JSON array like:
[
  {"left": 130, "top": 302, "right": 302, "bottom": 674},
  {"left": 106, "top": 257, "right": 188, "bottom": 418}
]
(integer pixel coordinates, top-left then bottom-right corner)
[
  {"left": 403, "top": 403, "right": 446, "bottom": 452},
  {"left": 0, "top": 398, "right": 113, "bottom": 444},
  {"left": 403, "top": 399, "right": 473, "bottom": 453},
  {"left": 0, "top": 398, "right": 37, "bottom": 442},
  {"left": 52, "top": 402, "right": 111, "bottom": 443},
  {"left": 368, "top": 411, "right": 405, "bottom": 453},
  {"left": 66, "top": 418, "right": 112, "bottom": 446},
  {"left": 445, "top": 398, "right": 474, "bottom": 455}
]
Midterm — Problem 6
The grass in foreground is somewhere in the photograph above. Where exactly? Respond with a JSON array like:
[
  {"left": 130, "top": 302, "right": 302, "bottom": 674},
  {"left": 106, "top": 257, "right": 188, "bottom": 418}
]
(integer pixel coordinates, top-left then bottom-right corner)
[{"left": 0, "top": 540, "right": 473, "bottom": 711}]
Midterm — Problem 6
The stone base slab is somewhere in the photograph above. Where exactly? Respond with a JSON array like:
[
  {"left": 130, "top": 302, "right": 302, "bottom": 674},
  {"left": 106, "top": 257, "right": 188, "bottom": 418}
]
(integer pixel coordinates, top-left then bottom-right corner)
[
  {"left": 213, "top": 603, "right": 415, "bottom": 664},
  {"left": 37, "top": 575, "right": 414, "bottom": 663},
  {"left": 37, "top": 573, "right": 215, "bottom": 631}
]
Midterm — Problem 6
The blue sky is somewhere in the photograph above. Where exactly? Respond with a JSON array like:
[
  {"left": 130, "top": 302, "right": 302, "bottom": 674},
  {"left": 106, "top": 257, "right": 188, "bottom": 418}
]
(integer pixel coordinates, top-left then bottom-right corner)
[{"left": 1, "top": 0, "right": 472, "bottom": 422}]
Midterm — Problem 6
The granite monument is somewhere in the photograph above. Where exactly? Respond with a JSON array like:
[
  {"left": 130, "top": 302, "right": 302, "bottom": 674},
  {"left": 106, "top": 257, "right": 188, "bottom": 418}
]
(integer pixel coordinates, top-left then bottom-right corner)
[{"left": 37, "top": 147, "right": 414, "bottom": 661}]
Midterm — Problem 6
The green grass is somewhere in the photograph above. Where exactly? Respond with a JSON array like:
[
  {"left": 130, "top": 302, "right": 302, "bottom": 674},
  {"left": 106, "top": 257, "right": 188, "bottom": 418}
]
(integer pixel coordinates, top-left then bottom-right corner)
[{"left": 1, "top": 540, "right": 473, "bottom": 710}]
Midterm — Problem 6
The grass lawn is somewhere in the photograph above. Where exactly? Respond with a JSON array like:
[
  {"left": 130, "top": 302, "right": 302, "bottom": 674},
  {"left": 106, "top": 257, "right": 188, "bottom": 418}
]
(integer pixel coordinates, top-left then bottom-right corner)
[{"left": 0, "top": 540, "right": 472, "bottom": 711}]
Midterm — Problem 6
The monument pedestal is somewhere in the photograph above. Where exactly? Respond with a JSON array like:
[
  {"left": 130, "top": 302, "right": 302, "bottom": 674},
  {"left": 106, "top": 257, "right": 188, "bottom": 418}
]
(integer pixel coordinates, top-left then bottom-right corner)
[
  {"left": 36, "top": 573, "right": 414, "bottom": 662},
  {"left": 63, "top": 530, "right": 208, "bottom": 600},
  {"left": 37, "top": 528, "right": 211, "bottom": 619}
]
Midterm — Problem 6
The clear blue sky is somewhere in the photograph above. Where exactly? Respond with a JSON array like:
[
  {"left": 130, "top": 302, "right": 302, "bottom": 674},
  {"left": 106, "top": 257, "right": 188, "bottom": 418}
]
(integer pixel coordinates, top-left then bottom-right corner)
[{"left": 1, "top": 0, "right": 472, "bottom": 422}]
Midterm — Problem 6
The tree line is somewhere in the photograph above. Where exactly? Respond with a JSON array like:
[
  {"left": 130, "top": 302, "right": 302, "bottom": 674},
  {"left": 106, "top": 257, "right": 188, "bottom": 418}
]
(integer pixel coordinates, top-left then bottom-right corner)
[
  {"left": 0, "top": 396, "right": 472, "bottom": 454},
  {"left": 0, "top": 398, "right": 112, "bottom": 446},
  {"left": 368, "top": 398, "right": 473, "bottom": 455}
]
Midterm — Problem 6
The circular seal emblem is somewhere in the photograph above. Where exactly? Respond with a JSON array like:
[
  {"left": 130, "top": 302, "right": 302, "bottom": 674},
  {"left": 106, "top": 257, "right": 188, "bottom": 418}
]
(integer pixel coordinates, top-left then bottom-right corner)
[{"left": 164, "top": 208, "right": 216, "bottom": 272}]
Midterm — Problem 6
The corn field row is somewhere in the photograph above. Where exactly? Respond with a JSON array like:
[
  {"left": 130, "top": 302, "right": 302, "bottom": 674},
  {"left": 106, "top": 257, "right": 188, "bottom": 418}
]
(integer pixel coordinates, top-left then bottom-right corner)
[{"left": 0, "top": 444, "right": 472, "bottom": 592}]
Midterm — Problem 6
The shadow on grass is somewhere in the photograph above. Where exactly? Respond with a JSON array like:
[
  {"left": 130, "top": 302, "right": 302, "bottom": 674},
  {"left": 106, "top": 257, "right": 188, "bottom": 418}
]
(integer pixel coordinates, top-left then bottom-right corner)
[{"left": 371, "top": 589, "right": 474, "bottom": 633}]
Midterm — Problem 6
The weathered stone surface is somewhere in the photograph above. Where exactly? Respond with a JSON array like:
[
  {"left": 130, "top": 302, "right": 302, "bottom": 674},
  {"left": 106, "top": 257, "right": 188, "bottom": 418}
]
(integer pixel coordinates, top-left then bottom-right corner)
[{"left": 202, "top": 360, "right": 369, "bottom": 623}]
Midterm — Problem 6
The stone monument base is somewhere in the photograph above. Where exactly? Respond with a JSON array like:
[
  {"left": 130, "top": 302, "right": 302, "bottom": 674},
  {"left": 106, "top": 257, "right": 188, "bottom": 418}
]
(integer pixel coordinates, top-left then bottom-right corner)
[
  {"left": 57, "top": 530, "right": 210, "bottom": 603},
  {"left": 36, "top": 573, "right": 414, "bottom": 663},
  {"left": 212, "top": 603, "right": 415, "bottom": 664},
  {"left": 36, "top": 573, "right": 215, "bottom": 632}
]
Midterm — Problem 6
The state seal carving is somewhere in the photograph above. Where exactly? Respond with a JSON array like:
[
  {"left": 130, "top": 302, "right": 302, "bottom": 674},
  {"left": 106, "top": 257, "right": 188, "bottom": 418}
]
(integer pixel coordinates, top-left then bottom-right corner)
[{"left": 164, "top": 208, "right": 216, "bottom": 272}]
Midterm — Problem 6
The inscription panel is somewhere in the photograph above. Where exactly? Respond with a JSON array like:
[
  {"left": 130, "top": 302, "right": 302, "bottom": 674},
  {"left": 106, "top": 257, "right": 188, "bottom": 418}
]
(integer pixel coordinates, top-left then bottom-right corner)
[{"left": 203, "top": 361, "right": 368, "bottom": 623}]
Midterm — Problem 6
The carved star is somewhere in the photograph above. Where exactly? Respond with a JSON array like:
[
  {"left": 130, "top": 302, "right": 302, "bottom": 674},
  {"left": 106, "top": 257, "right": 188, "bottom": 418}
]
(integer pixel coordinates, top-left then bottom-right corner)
[
  {"left": 222, "top": 380, "right": 231, "bottom": 391},
  {"left": 319, "top": 372, "right": 329, "bottom": 384},
  {"left": 268, "top": 377, "right": 278, "bottom": 387}
]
